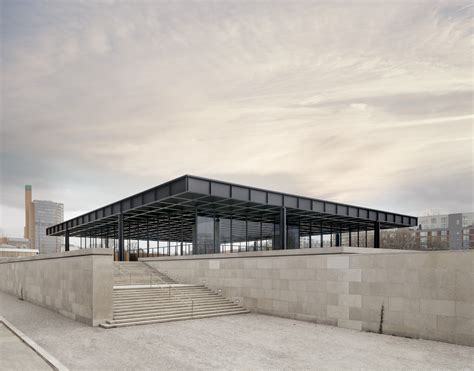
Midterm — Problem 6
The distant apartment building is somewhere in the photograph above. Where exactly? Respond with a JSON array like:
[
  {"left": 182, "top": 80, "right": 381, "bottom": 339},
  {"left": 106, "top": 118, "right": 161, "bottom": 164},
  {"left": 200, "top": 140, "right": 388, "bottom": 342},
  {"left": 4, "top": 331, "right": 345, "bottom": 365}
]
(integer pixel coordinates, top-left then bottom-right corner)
[
  {"left": 24, "top": 185, "right": 64, "bottom": 254},
  {"left": 379, "top": 212, "right": 473, "bottom": 250},
  {"left": 416, "top": 212, "right": 473, "bottom": 250}
]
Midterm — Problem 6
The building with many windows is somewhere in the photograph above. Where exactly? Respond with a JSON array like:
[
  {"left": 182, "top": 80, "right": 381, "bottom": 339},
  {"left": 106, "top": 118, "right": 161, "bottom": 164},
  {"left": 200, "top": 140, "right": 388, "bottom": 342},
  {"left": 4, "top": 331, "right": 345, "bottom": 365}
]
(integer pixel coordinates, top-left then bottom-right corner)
[
  {"left": 416, "top": 212, "right": 473, "bottom": 249},
  {"left": 24, "top": 185, "right": 64, "bottom": 254}
]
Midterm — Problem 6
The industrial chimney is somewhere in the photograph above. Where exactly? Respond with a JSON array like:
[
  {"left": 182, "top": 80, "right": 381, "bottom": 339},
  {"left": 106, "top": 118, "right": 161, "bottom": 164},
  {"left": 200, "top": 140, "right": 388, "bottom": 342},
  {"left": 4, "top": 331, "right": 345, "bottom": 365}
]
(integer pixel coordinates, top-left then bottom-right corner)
[{"left": 24, "top": 185, "right": 32, "bottom": 240}]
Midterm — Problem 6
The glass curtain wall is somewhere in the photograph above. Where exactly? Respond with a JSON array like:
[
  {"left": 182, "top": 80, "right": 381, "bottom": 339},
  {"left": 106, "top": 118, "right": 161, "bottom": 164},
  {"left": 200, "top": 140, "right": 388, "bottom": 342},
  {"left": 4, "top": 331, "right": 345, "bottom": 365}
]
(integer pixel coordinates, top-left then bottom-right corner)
[
  {"left": 287, "top": 225, "right": 300, "bottom": 249},
  {"left": 195, "top": 216, "right": 215, "bottom": 254},
  {"left": 195, "top": 215, "right": 303, "bottom": 254}
]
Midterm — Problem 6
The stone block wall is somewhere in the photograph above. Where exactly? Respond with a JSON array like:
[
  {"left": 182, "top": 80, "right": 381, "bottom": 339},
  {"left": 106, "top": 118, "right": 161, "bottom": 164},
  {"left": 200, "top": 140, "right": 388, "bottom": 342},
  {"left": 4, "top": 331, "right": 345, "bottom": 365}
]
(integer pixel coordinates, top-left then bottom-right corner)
[
  {"left": 0, "top": 250, "right": 113, "bottom": 326},
  {"left": 144, "top": 248, "right": 473, "bottom": 346}
]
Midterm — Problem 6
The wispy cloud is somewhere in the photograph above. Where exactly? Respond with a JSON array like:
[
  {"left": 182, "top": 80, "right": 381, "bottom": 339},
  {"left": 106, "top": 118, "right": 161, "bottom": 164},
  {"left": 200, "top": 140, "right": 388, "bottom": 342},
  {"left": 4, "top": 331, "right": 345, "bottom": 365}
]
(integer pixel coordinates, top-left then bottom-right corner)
[{"left": 1, "top": 0, "right": 472, "bottom": 236}]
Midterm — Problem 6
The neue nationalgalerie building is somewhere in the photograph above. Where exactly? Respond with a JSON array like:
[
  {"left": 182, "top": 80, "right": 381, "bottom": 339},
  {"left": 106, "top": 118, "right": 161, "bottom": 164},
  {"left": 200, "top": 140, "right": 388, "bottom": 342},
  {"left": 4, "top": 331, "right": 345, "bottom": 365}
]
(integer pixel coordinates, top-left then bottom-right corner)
[{"left": 47, "top": 175, "right": 417, "bottom": 260}]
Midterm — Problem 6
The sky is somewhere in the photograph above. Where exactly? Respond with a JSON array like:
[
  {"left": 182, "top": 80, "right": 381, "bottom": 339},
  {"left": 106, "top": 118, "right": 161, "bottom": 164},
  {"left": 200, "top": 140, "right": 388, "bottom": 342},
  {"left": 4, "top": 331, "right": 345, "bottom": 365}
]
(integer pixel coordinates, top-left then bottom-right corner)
[{"left": 1, "top": 0, "right": 473, "bottom": 237}]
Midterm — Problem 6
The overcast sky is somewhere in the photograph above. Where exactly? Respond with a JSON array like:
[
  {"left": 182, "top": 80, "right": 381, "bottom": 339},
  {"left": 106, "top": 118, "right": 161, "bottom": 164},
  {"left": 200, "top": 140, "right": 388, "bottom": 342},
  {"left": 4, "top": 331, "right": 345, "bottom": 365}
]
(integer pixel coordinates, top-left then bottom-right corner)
[{"left": 1, "top": 0, "right": 473, "bottom": 237}]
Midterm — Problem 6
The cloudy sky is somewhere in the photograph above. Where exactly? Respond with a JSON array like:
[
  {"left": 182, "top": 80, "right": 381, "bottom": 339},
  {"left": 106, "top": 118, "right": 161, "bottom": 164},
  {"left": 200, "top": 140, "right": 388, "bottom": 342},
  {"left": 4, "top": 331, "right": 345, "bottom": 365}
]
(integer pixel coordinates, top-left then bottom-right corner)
[{"left": 1, "top": 0, "right": 473, "bottom": 237}]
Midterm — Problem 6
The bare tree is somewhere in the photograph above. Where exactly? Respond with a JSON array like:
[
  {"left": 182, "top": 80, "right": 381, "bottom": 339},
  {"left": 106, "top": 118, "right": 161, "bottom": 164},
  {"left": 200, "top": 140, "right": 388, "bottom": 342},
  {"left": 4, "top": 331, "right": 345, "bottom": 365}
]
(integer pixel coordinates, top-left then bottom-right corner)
[{"left": 381, "top": 228, "right": 417, "bottom": 250}]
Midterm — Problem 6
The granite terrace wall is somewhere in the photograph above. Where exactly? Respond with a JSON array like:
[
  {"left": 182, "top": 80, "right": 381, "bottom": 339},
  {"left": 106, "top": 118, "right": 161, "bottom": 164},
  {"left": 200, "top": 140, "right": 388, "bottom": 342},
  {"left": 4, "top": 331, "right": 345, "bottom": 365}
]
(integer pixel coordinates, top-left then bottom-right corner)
[
  {"left": 0, "top": 249, "right": 113, "bottom": 326},
  {"left": 143, "top": 248, "right": 474, "bottom": 346}
]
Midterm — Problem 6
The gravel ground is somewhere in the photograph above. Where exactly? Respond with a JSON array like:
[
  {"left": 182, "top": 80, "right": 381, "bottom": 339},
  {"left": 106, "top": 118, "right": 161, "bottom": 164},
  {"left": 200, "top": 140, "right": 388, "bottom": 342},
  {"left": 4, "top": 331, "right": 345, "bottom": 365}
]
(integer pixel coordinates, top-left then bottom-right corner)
[{"left": 0, "top": 291, "right": 472, "bottom": 370}]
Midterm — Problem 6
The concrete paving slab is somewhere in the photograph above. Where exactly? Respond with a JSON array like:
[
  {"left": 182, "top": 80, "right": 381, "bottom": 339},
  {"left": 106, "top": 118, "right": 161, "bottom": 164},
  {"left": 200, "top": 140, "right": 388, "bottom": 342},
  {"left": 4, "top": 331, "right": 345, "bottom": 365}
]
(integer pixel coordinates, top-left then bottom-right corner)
[
  {"left": 0, "top": 291, "right": 472, "bottom": 370},
  {"left": 0, "top": 323, "right": 52, "bottom": 370},
  {"left": 114, "top": 284, "right": 198, "bottom": 289},
  {"left": 0, "top": 316, "right": 68, "bottom": 371}
]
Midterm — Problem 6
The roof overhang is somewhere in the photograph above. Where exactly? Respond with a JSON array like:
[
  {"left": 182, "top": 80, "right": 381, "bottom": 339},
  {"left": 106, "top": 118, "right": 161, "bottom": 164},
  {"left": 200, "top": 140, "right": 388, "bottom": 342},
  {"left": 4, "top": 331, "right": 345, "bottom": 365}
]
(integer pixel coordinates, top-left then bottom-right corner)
[{"left": 47, "top": 175, "right": 417, "bottom": 241}]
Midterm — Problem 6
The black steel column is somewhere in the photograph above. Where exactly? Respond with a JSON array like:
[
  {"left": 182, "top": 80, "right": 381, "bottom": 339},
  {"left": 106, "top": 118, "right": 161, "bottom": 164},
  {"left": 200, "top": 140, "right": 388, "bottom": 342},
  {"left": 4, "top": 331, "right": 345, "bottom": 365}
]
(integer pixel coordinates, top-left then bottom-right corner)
[
  {"left": 158, "top": 218, "right": 163, "bottom": 256},
  {"left": 320, "top": 221, "right": 323, "bottom": 248},
  {"left": 335, "top": 232, "right": 340, "bottom": 247},
  {"left": 128, "top": 223, "right": 131, "bottom": 259},
  {"left": 309, "top": 220, "right": 312, "bottom": 248},
  {"left": 245, "top": 218, "right": 248, "bottom": 252},
  {"left": 230, "top": 216, "right": 233, "bottom": 253},
  {"left": 339, "top": 225, "right": 342, "bottom": 247},
  {"left": 213, "top": 216, "right": 220, "bottom": 254},
  {"left": 167, "top": 213, "right": 171, "bottom": 256},
  {"left": 192, "top": 210, "right": 197, "bottom": 255},
  {"left": 330, "top": 224, "right": 333, "bottom": 247},
  {"left": 146, "top": 218, "right": 150, "bottom": 257},
  {"left": 349, "top": 228, "right": 352, "bottom": 247},
  {"left": 357, "top": 227, "right": 360, "bottom": 247},
  {"left": 365, "top": 227, "right": 368, "bottom": 248},
  {"left": 180, "top": 216, "right": 183, "bottom": 256},
  {"left": 65, "top": 229, "right": 70, "bottom": 252},
  {"left": 374, "top": 221, "right": 381, "bottom": 248},
  {"left": 118, "top": 213, "right": 124, "bottom": 261},
  {"left": 280, "top": 207, "right": 287, "bottom": 250},
  {"left": 137, "top": 223, "right": 140, "bottom": 258}
]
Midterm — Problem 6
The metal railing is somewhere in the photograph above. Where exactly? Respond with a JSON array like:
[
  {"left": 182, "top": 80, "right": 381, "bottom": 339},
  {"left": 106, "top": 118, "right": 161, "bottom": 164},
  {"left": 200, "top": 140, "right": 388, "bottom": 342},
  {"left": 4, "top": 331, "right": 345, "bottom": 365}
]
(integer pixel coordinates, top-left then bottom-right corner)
[
  {"left": 168, "top": 285, "right": 195, "bottom": 317},
  {"left": 114, "top": 264, "right": 174, "bottom": 286},
  {"left": 114, "top": 265, "right": 198, "bottom": 317}
]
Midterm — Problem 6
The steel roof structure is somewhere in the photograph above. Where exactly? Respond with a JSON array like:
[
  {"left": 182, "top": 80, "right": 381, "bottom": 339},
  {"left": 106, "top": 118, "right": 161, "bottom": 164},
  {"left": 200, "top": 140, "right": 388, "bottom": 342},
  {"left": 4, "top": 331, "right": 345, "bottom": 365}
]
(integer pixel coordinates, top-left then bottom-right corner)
[{"left": 47, "top": 175, "right": 417, "bottom": 257}]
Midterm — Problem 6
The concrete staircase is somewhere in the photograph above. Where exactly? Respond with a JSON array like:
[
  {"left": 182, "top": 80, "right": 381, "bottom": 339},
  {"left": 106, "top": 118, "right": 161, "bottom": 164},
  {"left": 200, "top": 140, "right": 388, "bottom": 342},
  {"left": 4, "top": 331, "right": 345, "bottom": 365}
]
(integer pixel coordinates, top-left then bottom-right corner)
[
  {"left": 101, "top": 262, "right": 249, "bottom": 328},
  {"left": 114, "top": 261, "right": 175, "bottom": 285}
]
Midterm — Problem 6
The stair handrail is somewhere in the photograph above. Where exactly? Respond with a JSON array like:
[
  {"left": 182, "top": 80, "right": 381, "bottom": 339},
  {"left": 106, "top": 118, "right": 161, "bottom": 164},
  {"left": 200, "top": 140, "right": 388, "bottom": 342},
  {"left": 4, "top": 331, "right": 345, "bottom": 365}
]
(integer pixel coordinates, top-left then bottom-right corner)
[
  {"left": 140, "top": 283, "right": 195, "bottom": 317},
  {"left": 147, "top": 271, "right": 173, "bottom": 286},
  {"left": 169, "top": 285, "right": 196, "bottom": 317},
  {"left": 141, "top": 262, "right": 176, "bottom": 284}
]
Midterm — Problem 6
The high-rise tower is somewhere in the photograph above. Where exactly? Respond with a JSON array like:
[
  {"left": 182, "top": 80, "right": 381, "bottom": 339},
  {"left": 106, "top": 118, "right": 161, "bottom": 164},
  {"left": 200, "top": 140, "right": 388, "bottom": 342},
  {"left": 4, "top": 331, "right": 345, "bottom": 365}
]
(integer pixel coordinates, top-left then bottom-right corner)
[{"left": 23, "top": 185, "right": 64, "bottom": 253}]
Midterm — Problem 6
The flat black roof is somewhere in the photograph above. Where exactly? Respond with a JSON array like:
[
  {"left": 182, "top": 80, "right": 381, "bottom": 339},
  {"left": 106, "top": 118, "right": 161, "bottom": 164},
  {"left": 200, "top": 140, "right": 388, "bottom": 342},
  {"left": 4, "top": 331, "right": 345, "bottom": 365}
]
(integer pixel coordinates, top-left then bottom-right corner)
[{"left": 47, "top": 175, "right": 417, "bottom": 241}]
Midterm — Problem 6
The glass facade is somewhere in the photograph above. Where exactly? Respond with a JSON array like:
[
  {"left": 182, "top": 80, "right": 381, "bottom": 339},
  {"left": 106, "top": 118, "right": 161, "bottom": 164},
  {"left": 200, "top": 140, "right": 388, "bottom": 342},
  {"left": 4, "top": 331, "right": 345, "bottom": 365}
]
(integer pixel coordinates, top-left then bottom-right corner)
[
  {"left": 194, "top": 216, "right": 216, "bottom": 255},
  {"left": 191, "top": 214, "right": 363, "bottom": 255},
  {"left": 102, "top": 212, "right": 377, "bottom": 261}
]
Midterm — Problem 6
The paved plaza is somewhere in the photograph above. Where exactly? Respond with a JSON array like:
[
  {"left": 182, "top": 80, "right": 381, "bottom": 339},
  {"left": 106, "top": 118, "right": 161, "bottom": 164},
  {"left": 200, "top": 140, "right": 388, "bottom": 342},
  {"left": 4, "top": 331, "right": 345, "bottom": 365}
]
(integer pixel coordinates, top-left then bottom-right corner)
[
  {"left": 0, "top": 291, "right": 472, "bottom": 370},
  {"left": 0, "top": 323, "right": 52, "bottom": 370}
]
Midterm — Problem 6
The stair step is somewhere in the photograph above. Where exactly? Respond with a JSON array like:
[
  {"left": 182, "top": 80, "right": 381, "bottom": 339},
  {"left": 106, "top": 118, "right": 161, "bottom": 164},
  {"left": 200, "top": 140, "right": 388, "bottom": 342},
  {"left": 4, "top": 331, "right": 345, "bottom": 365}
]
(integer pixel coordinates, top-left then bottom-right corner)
[
  {"left": 114, "top": 293, "right": 214, "bottom": 300},
  {"left": 100, "top": 310, "right": 249, "bottom": 328},
  {"left": 114, "top": 289, "right": 210, "bottom": 296},
  {"left": 113, "top": 262, "right": 176, "bottom": 285},
  {"left": 113, "top": 304, "right": 240, "bottom": 319},
  {"left": 115, "top": 295, "right": 227, "bottom": 302},
  {"left": 115, "top": 285, "right": 203, "bottom": 290},
  {"left": 114, "top": 288, "right": 210, "bottom": 293},
  {"left": 113, "top": 300, "right": 231, "bottom": 311},
  {"left": 114, "top": 299, "right": 235, "bottom": 311},
  {"left": 115, "top": 288, "right": 208, "bottom": 293},
  {"left": 108, "top": 307, "right": 250, "bottom": 324},
  {"left": 114, "top": 299, "right": 231, "bottom": 310},
  {"left": 114, "top": 295, "right": 219, "bottom": 304},
  {"left": 114, "top": 286, "right": 206, "bottom": 292},
  {"left": 114, "top": 292, "right": 218, "bottom": 300}
]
